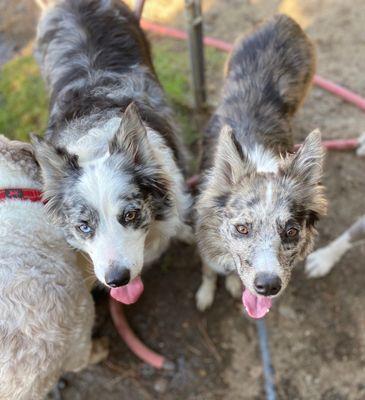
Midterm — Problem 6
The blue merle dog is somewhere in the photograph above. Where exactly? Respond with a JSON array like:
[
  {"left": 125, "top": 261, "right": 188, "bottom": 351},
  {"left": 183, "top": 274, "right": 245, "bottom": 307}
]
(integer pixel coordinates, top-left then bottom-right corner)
[
  {"left": 195, "top": 15, "right": 327, "bottom": 318},
  {"left": 33, "top": 0, "right": 192, "bottom": 300}
]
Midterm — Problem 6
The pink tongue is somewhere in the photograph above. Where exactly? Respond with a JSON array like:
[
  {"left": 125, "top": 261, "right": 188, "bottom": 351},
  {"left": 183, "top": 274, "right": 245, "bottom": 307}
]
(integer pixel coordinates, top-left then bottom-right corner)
[
  {"left": 110, "top": 276, "right": 144, "bottom": 304},
  {"left": 242, "top": 288, "right": 272, "bottom": 319}
]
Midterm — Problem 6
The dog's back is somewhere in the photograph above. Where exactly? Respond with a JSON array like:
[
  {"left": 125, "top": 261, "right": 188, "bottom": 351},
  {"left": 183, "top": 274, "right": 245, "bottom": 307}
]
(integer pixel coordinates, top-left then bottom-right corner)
[
  {"left": 36, "top": 0, "right": 186, "bottom": 169},
  {"left": 37, "top": 0, "right": 154, "bottom": 99},
  {"left": 201, "top": 14, "right": 315, "bottom": 170}
]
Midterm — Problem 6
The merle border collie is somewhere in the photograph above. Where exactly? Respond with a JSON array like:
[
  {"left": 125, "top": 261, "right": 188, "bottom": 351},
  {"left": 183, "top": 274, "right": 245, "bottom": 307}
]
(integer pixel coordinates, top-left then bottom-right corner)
[
  {"left": 195, "top": 15, "right": 327, "bottom": 318},
  {"left": 33, "top": 0, "right": 192, "bottom": 303}
]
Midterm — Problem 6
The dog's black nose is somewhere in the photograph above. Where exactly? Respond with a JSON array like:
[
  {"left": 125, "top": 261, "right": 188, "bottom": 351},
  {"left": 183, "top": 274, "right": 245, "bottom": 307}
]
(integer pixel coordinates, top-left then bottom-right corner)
[
  {"left": 106, "top": 268, "right": 130, "bottom": 288},
  {"left": 254, "top": 273, "right": 282, "bottom": 296}
]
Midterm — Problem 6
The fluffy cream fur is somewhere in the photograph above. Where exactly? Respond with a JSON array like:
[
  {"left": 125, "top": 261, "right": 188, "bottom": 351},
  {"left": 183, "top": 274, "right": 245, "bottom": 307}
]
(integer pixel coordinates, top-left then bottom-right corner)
[{"left": 0, "top": 137, "right": 97, "bottom": 400}]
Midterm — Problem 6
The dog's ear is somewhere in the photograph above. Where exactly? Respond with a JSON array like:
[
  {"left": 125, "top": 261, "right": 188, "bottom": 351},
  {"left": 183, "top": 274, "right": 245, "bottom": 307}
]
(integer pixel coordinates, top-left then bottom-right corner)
[
  {"left": 286, "top": 129, "right": 324, "bottom": 187},
  {"left": 0, "top": 134, "right": 12, "bottom": 149},
  {"left": 31, "top": 134, "right": 81, "bottom": 222},
  {"left": 0, "top": 135, "right": 39, "bottom": 178},
  {"left": 0, "top": 134, "right": 35, "bottom": 159},
  {"left": 285, "top": 129, "right": 327, "bottom": 217},
  {"left": 11, "top": 139, "right": 36, "bottom": 161},
  {"left": 212, "top": 125, "right": 255, "bottom": 185},
  {"left": 31, "top": 134, "right": 80, "bottom": 184},
  {"left": 109, "top": 102, "right": 152, "bottom": 164}
]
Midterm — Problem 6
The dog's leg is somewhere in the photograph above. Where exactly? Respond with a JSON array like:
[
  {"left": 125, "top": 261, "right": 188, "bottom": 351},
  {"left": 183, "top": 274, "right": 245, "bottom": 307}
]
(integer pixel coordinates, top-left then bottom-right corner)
[
  {"left": 356, "top": 132, "right": 365, "bottom": 157},
  {"left": 306, "top": 216, "right": 365, "bottom": 278},
  {"left": 225, "top": 273, "right": 242, "bottom": 299},
  {"left": 196, "top": 262, "right": 217, "bottom": 311},
  {"left": 88, "top": 337, "right": 109, "bottom": 365}
]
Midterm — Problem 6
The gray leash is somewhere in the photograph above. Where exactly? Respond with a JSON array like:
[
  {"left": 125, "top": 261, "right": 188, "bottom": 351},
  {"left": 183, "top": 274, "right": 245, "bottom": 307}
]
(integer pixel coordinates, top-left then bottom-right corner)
[{"left": 256, "top": 319, "right": 277, "bottom": 400}]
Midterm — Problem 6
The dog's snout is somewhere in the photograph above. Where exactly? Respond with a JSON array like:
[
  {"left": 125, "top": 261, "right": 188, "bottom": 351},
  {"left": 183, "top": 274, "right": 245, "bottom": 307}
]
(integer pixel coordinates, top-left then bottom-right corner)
[
  {"left": 254, "top": 273, "right": 282, "bottom": 296},
  {"left": 105, "top": 267, "right": 130, "bottom": 288}
]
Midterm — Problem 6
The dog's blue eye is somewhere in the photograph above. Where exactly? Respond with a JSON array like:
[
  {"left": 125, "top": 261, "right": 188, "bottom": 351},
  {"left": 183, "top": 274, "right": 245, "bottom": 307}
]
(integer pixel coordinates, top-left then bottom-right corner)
[{"left": 78, "top": 224, "right": 92, "bottom": 234}]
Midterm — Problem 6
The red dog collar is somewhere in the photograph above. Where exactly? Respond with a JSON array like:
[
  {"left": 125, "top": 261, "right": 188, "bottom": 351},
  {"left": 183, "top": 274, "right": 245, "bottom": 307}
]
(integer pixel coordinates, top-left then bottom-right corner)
[{"left": 0, "top": 188, "right": 44, "bottom": 203}]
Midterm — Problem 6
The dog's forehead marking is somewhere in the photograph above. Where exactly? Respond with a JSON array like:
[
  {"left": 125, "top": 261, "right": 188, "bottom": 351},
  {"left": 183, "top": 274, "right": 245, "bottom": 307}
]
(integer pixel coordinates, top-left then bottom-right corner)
[
  {"left": 249, "top": 145, "right": 279, "bottom": 173},
  {"left": 265, "top": 181, "right": 273, "bottom": 205},
  {"left": 67, "top": 117, "right": 122, "bottom": 162},
  {"left": 228, "top": 177, "right": 293, "bottom": 224},
  {"left": 77, "top": 156, "right": 134, "bottom": 214}
]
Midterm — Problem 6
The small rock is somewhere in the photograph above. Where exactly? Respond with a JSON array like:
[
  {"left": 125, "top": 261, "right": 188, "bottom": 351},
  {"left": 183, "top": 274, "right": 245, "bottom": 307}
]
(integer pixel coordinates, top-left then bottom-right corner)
[
  {"left": 278, "top": 305, "right": 297, "bottom": 320},
  {"left": 154, "top": 378, "right": 168, "bottom": 394},
  {"left": 140, "top": 364, "right": 155, "bottom": 378}
]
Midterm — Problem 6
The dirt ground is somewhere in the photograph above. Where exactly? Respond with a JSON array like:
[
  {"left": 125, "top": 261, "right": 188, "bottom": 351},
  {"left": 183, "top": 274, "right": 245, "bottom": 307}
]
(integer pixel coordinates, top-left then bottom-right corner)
[{"left": 1, "top": 1, "right": 364, "bottom": 399}]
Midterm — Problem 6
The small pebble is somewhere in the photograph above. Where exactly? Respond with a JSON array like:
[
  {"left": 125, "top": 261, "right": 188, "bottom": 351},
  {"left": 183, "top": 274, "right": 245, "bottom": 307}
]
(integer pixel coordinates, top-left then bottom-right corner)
[{"left": 154, "top": 378, "right": 168, "bottom": 394}]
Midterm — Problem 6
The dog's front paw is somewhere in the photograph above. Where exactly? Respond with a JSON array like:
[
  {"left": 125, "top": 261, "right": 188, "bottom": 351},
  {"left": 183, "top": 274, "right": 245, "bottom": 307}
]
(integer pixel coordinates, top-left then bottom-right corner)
[
  {"left": 225, "top": 274, "right": 242, "bottom": 299},
  {"left": 196, "top": 283, "right": 215, "bottom": 311},
  {"left": 89, "top": 337, "right": 109, "bottom": 365},
  {"left": 305, "top": 247, "right": 336, "bottom": 278}
]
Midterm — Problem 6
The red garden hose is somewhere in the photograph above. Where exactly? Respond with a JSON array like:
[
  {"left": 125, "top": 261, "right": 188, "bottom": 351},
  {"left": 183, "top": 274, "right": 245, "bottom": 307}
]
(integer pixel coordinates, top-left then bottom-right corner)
[
  {"left": 140, "top": 19, "right": 363, "bottom": 152},
  {"left": 313, "top": 75, "right": 365, "bottom": 112},
  {"left": 140, "top": 20, "right": 365, "bottom": 114}
]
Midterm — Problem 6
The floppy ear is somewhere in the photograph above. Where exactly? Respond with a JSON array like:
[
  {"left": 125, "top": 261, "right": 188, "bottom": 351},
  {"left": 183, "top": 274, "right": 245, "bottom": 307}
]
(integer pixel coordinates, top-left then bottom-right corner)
[
  {"left": 212, "top": 125, "right": 255, "bottom": 186},
  {"left": 13, "top": 141, "right": 36, "bottom": 159},
  {"left": 0, "top": 135, "right": 40, "bottom": 180},
  {"left": 285, "top": 129, "right": 327, "bottom": 217},
  {"left": 109, "top": 102, "right": 152, "bottom": 164},
  {"left": 0, "top": 134, "right": 35, "bottom": 160}
]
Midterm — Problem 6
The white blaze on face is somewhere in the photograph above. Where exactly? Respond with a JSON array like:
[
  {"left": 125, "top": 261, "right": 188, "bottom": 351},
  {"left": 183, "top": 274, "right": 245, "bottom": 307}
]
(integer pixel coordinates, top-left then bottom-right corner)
[
  {"left": 77, "top": 157, "right": 147, "bottom": 284},
  {"left": 265, "top": 181, "right": 273, "bottom": 206},
  {"left": 85, "top": 222, "right": 146, "bottom": 284}
]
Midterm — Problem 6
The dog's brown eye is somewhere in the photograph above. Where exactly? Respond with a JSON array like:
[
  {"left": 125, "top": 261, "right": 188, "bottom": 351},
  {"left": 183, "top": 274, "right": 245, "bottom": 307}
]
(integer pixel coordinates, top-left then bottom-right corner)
[
  {"left": 124, "top": 210, "right": 138, "bottom": 222},
  {"left": 286, "top": 227, "right": 299, "bottom": 238},
  {"left": 236, "top": 224, "right": 249, "bottom": 235}
]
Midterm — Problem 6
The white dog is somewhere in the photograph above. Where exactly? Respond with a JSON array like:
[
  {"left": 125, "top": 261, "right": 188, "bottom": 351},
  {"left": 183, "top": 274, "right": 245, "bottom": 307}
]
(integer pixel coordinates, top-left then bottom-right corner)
[{"left": 0, "top": 136, "right": 106, "bottom": 400}]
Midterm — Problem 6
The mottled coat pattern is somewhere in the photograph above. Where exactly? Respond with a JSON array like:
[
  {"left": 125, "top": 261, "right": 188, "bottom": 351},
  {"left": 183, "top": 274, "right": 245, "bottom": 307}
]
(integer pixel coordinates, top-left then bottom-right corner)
[
  {"left": 33, "top": 0, "right": 192, "bottom": 287},
  {"left": 0, "top": 136, "right": 98, "bottom": 400},
  {"left": 195, "top": 15, "right": 327, "bottom": 312}
]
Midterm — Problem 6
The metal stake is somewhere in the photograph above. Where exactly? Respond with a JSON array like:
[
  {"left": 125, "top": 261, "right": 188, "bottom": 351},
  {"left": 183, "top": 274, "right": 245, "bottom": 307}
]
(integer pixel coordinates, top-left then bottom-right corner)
[
  {"left": 134, "top": 0, "right": 146, "bottom": 21},
  {"left": 184, "top": 0, "right": 206, "bottom": 110}
]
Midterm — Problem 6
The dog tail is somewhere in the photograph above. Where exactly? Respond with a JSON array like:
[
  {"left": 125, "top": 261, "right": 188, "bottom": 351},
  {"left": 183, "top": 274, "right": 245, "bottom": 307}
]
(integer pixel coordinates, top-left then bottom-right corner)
[{"left": 226, "top": 14, "right": 315, "bottom": 119}]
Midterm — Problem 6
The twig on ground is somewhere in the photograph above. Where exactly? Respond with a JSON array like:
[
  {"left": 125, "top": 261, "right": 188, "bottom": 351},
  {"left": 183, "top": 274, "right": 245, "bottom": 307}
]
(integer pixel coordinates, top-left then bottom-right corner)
[{"left": 197, "top": 319, "right": 222, "bottom": 363}]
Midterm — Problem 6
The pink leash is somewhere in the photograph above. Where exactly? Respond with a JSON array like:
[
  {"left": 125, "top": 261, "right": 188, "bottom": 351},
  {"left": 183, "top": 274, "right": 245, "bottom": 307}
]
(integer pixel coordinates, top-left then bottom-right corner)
[{"left": 109, "top": 298, "right": 174, "bottom": 369}]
